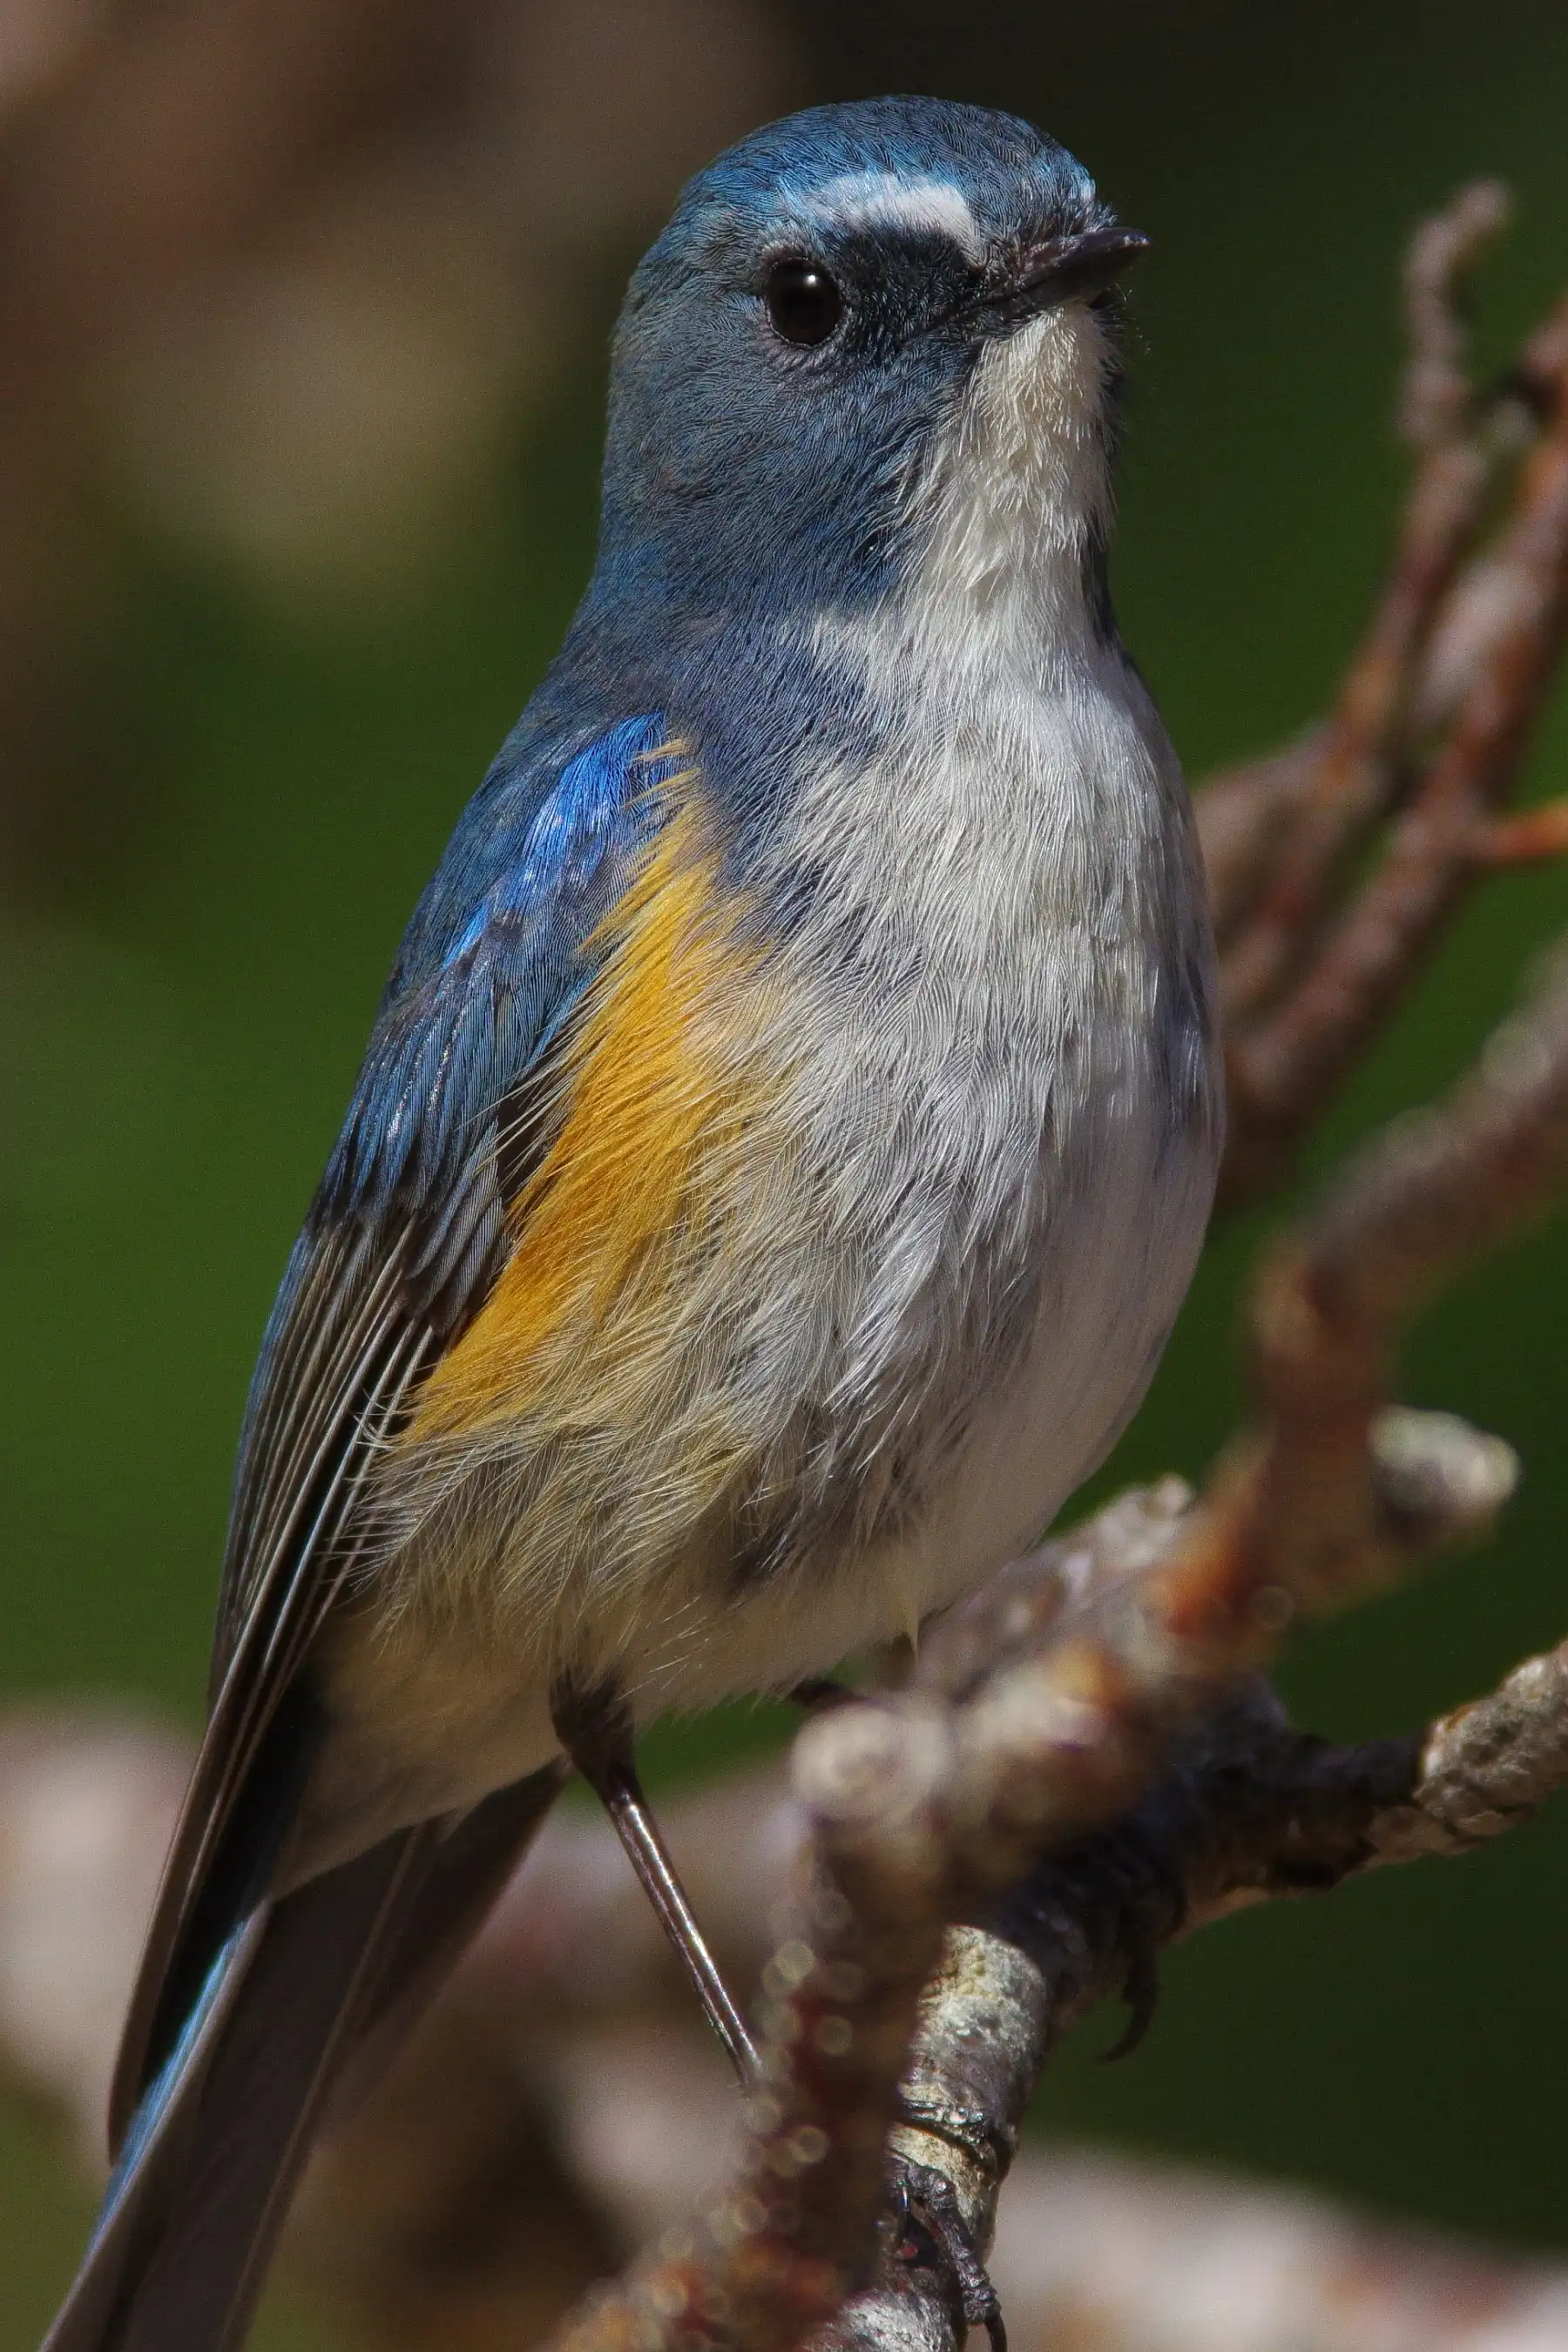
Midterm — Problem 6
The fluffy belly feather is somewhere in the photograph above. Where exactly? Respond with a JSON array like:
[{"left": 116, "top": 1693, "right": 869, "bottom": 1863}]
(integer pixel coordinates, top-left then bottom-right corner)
[
  {"left": 292, "top": 1001, "right": 1214, "bottom": 1894},
  {"left": 297, "top": 631, "right": 1222, "bottom": 1882}
]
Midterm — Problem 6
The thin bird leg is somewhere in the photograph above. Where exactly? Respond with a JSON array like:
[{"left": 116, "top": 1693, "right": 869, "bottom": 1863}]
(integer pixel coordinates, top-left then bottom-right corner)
[
  {"left": 550, "top": 1679, "right": 758, "bottom": 2081},
  {"left": 556, "top": 1678, "right": 1005, "bottom": 2348}
]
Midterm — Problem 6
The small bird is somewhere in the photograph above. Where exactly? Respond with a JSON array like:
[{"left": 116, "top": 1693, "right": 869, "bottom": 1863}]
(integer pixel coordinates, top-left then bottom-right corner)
[{"left": 46, "top": 96, "right": 1222, "bottom": 2352}]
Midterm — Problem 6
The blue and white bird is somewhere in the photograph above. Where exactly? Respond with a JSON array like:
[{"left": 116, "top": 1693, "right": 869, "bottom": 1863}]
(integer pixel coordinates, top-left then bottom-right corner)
[{"left": 46, "top": 95, "right": 1222, "bottom": 2352}]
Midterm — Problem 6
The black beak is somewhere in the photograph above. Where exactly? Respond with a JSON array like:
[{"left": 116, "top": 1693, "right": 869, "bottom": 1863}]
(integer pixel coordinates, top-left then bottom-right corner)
[{"left": 983, "top": 225, "right": 1151, "bottom": 321}]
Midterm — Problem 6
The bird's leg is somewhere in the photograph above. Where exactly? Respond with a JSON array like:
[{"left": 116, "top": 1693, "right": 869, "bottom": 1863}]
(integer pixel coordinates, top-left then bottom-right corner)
[
  {"left": 550, "top": 1677, "right": 758, "bottom": 2081},
  {"left": 555, "top": 1682, "right": 1007, "bottom": 2343},
  {"left": 789, "top": 1679, "right": 1005, "bottom": 2340},
  {"left": 787, "top": 1685, "right": 1007, "bottom": 2344}
]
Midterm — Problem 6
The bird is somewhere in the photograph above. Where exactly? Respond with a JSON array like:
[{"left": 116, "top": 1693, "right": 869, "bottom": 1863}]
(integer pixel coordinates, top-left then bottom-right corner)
[{"left": 44, "top": 94, "right": 1223, "bottom": 2352}]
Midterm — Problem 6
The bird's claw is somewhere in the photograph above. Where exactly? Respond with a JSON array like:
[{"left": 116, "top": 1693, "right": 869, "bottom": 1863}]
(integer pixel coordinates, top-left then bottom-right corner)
[{"left": 886, "top": 2156, "right": 1007, "bottom": 2352}]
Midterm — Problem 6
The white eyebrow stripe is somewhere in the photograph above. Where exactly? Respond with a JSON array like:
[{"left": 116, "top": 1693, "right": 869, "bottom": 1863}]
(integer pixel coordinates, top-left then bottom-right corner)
[{"left": 796, "top": 172, "right": 985, "bottom": 260}]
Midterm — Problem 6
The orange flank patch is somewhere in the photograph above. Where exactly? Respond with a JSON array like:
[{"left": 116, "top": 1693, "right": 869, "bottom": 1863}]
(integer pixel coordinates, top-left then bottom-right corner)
[{"left": 406, "top": 797, "right": 753, "bottom": 1439}]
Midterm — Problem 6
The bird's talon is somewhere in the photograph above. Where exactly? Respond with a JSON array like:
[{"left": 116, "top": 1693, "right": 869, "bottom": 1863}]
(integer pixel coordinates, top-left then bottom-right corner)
[{"left": 887, "top": 2158, "right": 1007, "bottom": 2352}]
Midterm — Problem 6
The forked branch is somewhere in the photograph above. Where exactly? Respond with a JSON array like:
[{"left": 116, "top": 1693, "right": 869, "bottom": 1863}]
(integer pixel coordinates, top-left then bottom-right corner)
[{"left": 1205, "top": 182, "right": 1568, "bottom": 1204}]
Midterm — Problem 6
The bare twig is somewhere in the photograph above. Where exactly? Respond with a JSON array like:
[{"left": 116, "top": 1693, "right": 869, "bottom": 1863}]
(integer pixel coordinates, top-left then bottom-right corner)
[
  {"left": 1206, "top": 184, "right": 1568, "bottom": 1205},
  {"left": 1214, "top": 183, "right": 1506, "bottom": 1007}
]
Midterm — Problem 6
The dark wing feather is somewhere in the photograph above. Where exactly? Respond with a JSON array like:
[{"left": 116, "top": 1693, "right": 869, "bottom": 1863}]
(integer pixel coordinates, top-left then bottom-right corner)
[
  {"left": 45, "top": 1770, "right": 565, "bottom": 2352},
  {"left": 109, "top": 711, "right": 677, "bottom": 2146}
]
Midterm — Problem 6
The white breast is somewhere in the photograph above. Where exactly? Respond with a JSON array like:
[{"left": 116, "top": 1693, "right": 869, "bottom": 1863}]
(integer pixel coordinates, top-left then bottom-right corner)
[{"left": 706, "top": 300, "right": 1224, "bottom": 1669}]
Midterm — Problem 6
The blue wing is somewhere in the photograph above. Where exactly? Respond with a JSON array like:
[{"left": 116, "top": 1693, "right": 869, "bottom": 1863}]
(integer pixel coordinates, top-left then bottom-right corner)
[{"left": 111, "top": 710, "right": 676, "bottom": 2139}]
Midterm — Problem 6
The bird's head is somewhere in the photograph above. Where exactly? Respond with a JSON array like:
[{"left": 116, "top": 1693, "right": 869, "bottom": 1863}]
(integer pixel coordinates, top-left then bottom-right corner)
[{"left": 591, "top": 98, "right": 1146, "bottom": 634}]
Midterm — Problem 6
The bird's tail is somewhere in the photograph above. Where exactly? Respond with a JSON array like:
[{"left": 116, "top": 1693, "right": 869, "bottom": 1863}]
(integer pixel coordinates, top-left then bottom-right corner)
[{"left": 43, "top": 1768, "right": 564, "bottom": 2352}]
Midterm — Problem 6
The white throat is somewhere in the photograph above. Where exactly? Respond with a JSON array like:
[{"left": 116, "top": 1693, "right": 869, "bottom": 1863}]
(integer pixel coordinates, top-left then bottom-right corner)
[{"left": 914, "top": 302, "right": 1115, "bottom": 672}]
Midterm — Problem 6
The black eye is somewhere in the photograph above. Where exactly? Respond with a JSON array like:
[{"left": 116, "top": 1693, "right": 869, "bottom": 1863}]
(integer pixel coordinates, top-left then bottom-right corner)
[{"left": 763, "top": 257, "right": 843, "bottom": 347}]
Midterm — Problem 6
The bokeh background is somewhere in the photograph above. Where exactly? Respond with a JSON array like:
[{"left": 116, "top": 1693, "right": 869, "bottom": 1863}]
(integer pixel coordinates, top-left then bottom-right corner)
[{"left": 3, "top": 1, "right": 1568, "bottom": 2343}]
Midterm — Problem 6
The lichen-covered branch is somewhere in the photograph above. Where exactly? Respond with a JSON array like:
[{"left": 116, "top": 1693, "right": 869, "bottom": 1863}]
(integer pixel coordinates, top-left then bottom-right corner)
[{"left": 836, "top": 1610, "right": 1568, "bottom": 2352}]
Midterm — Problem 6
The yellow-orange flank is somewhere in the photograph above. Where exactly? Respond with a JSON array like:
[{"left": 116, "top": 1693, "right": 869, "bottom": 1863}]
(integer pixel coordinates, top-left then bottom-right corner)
[{"left": 405, "top": 784, "right": 749, "bottom": 1441}]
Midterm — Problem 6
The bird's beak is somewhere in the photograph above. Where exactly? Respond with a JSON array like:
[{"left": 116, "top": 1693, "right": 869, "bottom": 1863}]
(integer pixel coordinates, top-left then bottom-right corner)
[{"left": 983, "top": 225, "right": 1151, "bottom": 321}]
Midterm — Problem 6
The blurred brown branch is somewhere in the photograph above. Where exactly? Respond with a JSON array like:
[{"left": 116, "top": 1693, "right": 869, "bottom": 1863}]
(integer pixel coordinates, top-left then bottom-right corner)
[
  {"left": 8, "top": 1710, "right": 1568, "bottom": 2352},
  {"left": 3, "top": 152, "right": 1568, "bottom": 2352},
  {"left": 1200, "top": 182, "right": 1568, "bottom": 1206},
  {"left": 4, "top": 1436, "right": 1568, "bottom": 2352}
]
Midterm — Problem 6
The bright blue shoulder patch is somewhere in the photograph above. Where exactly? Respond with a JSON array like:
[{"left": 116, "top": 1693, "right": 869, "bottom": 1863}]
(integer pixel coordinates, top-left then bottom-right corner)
[
  {"left": 312, "top": 712, "right": 679, "bottom": 1261},
  {"left": 438, "top": 714, "right": 669, "bottom": 972}
]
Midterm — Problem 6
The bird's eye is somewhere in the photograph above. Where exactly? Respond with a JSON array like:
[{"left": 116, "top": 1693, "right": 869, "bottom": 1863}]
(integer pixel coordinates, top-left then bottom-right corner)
[{"left": 763, "top": 258, "right": 843, "bottom": 346}]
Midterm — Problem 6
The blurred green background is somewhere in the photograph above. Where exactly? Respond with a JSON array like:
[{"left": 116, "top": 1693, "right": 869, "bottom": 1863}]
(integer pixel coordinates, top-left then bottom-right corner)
[{"left": 3, "top": 0, "right": 1568, "bottom": 2342}]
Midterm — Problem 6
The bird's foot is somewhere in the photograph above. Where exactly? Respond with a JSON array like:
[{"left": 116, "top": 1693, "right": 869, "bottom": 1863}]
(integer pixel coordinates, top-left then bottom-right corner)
[{"left": 885, "top": 2155, "right": 1006, "bottom": 2352}]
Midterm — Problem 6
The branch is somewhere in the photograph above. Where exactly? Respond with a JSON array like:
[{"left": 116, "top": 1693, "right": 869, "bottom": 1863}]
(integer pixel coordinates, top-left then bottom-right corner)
[
  {"left": 1204, "top": 184, "right": 1568, "bottom": 1205},
  {"left": 513, "top": 919, "right": 1568, "bottom": 2352}
]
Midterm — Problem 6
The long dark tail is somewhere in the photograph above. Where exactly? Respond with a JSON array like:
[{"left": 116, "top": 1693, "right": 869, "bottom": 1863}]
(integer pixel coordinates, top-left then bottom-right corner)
[{"left": 43, "top": 1768, "right": 564, "bottom": 2352}]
